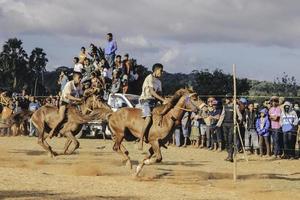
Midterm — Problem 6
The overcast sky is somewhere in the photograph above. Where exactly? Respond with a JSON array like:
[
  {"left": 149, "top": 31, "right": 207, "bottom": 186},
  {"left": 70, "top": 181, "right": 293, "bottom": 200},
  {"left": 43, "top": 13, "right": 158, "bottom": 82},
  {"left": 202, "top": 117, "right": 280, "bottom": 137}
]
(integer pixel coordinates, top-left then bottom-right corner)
[{"left": 0, "top": 0, "right": 299, "bottom": 81}]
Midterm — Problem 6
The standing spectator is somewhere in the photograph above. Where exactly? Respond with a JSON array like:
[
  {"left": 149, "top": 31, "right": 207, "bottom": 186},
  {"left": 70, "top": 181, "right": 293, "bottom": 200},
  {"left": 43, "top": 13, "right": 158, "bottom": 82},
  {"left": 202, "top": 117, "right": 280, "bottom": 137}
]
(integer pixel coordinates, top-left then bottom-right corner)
[
  {"left": 280, "top": 101, "right": 299, "bottom": 159},
  {"left": 209, "top": 100, "right": 222, "bottom": 151},
  {"left": 244, "top": 102, "right": 259, "bottom": 154},
  {"left": 182, "top": 111, "right": 192, "bottom": 147},
  {"left": 79, "top": 47, "right": 87, "bottom": 64},
  {"left": 190, "top": 110, "right": 200, "bottom": 147},
  {"left": 206, "top": 97, "right": 215, "bottom": 149},
  {"left": 256, "top": 108, "right": 271, "bottom": 157},
  {"left": 198, "top": 102, "right": 210, "bottom": 148},
  {"left": 58, "top": 70, "right": 68, "bottom": 93},
  {"left": 73, "top": 57, "right": 83, "bottom": 74},
  {"left": 217, "top": 94, "right": 242, "bottom": 162},
  {"left": 104, "top": 33, "right": 117, "bottom": 68},
  {"left": 28, "top": 97, "right": 40, "bottom": 137},
  {"left": 269, "top": 96, "right": 282, "bottom": 158}
]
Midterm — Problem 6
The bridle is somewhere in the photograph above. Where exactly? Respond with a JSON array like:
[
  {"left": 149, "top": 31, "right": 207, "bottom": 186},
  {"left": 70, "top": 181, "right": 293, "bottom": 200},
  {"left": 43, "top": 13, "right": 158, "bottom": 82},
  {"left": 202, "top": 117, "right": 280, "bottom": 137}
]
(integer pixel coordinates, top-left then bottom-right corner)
[{"left": 169, "top": 94, "right": 197, "bottom": 121}]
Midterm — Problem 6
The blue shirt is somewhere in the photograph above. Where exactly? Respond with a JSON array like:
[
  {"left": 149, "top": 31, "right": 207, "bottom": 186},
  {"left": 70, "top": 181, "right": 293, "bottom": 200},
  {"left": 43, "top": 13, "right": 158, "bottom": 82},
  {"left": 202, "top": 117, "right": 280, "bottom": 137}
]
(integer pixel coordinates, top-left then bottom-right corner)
[
  {"left": 105, "top": 40, "right": 117, "bottom": 55},
  {"left": 29, "top": 102, "right": 40, "bottom": 112}
]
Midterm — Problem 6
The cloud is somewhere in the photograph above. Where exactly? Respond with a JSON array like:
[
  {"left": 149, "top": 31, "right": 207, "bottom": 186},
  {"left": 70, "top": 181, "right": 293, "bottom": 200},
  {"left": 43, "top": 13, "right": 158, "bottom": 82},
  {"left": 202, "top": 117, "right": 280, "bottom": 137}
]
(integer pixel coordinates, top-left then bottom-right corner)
[{"left": 160, "top": 48, "right": 180, "bottom": 63}]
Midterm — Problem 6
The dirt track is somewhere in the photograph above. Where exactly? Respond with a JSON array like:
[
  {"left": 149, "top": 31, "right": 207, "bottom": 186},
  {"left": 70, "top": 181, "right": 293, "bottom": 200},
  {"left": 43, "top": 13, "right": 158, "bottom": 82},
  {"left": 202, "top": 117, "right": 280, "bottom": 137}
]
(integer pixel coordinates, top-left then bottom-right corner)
[{"left": 0, "top": 136, "right": 299, "bottom": 200}]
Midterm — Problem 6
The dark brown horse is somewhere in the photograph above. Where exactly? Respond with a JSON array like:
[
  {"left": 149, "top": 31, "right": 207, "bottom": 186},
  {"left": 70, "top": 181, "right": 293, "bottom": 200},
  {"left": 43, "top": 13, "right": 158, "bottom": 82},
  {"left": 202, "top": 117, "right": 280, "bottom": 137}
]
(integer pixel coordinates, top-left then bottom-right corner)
[
  {"left": 106, "top": 88, "right": 197, "bottom": 175},
  {"left": 31, "top": 95, "right": 111, "bottom": 157}
]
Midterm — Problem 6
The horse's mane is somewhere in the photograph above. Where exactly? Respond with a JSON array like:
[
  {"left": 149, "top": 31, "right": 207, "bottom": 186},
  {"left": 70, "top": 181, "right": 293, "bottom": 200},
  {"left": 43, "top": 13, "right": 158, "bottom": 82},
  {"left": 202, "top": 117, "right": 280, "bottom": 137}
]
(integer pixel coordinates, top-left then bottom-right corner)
[{"left": 153, "top": 88, "right": 192, "bottom": 114}]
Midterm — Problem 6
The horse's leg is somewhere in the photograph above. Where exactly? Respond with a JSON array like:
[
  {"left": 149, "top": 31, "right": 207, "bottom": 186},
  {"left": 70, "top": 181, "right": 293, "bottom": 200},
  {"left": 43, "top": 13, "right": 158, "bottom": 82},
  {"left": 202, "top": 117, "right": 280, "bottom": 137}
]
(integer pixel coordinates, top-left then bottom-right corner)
[
  {"left": 120, "top": 144, "right": 132, "bottom": 169},
  {"left": 135, "top": 140, "right": 161, "bottom": 176},
  {"left": 63, "top": 138, "right": 72, "bottom": 154},
  {"left": 64, "top": 132, "right": 80, "bottom": 154},
  {"left": 33, "top": 118, "right": 57, "bottom": 157}
]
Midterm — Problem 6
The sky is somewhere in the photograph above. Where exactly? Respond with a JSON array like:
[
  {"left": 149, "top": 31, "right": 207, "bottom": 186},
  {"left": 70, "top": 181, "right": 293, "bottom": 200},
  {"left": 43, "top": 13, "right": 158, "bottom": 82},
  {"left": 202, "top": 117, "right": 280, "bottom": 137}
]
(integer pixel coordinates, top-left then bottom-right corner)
[{"left": 0, "top": 0, "right": 300, "bottom": 82}]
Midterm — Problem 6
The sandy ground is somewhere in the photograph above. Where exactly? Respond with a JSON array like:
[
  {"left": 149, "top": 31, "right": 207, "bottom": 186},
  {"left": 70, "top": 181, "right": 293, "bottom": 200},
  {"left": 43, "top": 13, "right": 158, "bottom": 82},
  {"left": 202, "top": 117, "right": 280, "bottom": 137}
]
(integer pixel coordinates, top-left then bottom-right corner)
[{"left": 0, "top": 136, "right": 299, "bottom": 200}]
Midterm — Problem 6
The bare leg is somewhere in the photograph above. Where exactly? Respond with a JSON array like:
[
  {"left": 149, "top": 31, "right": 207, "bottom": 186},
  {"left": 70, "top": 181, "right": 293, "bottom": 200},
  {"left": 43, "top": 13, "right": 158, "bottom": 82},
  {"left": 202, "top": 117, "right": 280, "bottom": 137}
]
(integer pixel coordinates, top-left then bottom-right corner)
[
  {"left": 48, "top": 105, "right": 66, "bottom": 139},
  {"left": 138, "top": 116, "right": 152, "bottom": 150}
]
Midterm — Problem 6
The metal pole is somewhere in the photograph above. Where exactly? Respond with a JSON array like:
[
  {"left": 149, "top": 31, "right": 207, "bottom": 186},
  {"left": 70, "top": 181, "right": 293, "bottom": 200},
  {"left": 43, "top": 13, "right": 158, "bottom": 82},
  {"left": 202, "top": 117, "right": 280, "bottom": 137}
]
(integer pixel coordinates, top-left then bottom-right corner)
[{"left": 233, "top": 64, "right": 237, "bottom": 182}]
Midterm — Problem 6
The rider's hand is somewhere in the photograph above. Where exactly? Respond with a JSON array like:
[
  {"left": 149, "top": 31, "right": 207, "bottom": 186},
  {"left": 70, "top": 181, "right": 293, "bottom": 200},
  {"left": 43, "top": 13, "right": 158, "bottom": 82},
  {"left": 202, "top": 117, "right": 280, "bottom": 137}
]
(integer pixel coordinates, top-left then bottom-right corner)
[{"left": 162, "top": 99, "right": 169, "bottom": 105}]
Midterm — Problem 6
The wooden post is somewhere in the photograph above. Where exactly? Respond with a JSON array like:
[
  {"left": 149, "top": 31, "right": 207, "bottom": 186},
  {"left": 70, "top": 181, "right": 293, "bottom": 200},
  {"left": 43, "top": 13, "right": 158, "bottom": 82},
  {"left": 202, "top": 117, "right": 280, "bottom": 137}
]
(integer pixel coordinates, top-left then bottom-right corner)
[{"left": 233, "top": 64, "right": 237, "bottom": 182}]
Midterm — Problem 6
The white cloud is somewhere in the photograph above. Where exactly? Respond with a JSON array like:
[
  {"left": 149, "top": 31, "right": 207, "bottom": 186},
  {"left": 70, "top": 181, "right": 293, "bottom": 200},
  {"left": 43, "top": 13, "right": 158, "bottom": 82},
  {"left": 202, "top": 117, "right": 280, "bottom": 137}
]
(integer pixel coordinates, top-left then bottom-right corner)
[{"left": 160, "top": 48, "right": 180, "bottom": 63}]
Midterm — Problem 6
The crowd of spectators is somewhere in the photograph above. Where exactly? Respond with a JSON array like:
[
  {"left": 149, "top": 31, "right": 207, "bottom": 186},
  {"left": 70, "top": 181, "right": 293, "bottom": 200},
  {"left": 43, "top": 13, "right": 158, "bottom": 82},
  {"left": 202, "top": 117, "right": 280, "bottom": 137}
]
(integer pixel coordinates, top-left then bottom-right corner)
[{"left": 172, "top": 95, "right": 300, "bottom": 160}]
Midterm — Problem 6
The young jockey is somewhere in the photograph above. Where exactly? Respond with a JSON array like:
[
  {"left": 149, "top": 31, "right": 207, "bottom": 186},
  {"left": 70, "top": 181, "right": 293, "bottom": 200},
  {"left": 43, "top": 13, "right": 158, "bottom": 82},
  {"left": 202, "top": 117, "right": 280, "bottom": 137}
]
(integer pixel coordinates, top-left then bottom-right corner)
[
  {"left": 138, "top": 63, "right": 168, "bottom": 150},
  {"left": 48, "top": 72, "right": 83, "bottom": 139}
]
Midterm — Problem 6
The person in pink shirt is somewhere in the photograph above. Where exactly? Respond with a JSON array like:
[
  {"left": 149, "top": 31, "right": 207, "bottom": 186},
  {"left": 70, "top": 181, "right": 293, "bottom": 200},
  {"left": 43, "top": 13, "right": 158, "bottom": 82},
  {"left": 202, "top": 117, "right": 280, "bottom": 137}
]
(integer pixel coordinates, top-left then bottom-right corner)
[{"left": 268, "top": 96, "right": 282, "bottom": 158}]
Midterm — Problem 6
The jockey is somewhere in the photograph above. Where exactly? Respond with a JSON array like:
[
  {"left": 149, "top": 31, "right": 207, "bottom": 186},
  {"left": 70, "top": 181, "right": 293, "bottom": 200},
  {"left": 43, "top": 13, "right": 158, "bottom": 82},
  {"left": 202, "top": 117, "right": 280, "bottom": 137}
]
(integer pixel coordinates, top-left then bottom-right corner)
[
  {"left": 138, "top": 63, "right": 168, "bottom": 150},
  {"left": 48, "top": 72, "right": 83, "bottom": 139}
]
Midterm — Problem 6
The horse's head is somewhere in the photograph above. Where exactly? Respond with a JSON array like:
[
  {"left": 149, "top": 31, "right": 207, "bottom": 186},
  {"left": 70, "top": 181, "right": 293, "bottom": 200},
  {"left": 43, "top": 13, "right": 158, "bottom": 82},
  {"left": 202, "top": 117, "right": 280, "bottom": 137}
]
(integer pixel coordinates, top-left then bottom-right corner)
[
  {"left": 173, "top": 89, "right": 198, "bottom": 112},
  {"left": 83, "top": 94, "right": 111, "bottom": 113}
]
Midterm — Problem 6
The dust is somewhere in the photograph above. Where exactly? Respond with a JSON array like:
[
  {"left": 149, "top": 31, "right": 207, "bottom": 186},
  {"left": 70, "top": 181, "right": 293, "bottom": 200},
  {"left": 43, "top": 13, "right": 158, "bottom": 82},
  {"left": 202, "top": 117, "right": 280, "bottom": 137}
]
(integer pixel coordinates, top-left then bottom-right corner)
[{"left": 70, "top": 163, "right": 103, "bottom": 176}]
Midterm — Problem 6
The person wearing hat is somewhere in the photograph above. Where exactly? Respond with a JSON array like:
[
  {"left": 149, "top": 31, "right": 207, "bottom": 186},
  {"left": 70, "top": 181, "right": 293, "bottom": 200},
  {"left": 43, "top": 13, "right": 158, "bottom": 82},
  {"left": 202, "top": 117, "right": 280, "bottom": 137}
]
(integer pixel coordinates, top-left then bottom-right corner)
[
  {"left": 280, "top": 101, "right": 299, "bottom": 159},
  {"left": 216, "top": 93, "right": 242, "bottom": 162},
  {"left": 197, "top": 100, "right": 210, "bottom": 148},
  {"left": 256, "top": 108, "right": 271, "bottom": 157},
  {"left": 209, "top": 100, "right": 222, "bottom": 151},
  {"left": 268, "top": 96, "right": 282, "bottom": 158}
]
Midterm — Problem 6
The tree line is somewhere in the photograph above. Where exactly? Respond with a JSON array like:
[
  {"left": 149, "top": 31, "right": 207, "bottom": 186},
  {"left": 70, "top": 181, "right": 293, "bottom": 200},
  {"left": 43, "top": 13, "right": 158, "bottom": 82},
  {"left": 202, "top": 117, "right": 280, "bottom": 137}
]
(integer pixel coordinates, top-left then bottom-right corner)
[{"left": 0, "top": 38, "right": 299, "bottom": 99}]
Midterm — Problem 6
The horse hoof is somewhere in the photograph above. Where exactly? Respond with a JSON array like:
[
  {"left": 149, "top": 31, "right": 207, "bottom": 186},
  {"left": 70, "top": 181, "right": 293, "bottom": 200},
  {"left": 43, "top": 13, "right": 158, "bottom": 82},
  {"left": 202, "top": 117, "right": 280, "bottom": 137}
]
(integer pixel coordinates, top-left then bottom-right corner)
[
  {"left": 135, "top": 164, "right": 143, "bottom": 176},
  {"left": 126, "top": 160, "right": 132, "bottom": 169}
]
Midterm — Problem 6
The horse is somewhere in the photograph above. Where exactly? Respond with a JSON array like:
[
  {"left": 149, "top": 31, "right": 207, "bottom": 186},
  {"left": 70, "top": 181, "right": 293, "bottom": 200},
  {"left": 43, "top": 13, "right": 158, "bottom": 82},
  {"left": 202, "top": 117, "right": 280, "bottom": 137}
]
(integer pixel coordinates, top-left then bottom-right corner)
[
  {"left": 31, "top": 94, "right": 111, "bottom": 157},
  {"left": 0, "top": 92, "right": 14, "bottom": 136},
  {"left": 106, "top": 88, "right": 197, "bottom": 175}
]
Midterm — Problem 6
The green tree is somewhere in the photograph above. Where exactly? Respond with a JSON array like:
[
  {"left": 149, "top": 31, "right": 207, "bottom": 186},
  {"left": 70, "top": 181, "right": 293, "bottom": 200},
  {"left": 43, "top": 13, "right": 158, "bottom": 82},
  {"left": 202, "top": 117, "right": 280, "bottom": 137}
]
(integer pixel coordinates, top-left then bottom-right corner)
[
  {"left": 29, "top": 47, "right": 48, "bottom": 95},
  {"left": 0, "top": 38, "right": 29, "bottom": 90}
]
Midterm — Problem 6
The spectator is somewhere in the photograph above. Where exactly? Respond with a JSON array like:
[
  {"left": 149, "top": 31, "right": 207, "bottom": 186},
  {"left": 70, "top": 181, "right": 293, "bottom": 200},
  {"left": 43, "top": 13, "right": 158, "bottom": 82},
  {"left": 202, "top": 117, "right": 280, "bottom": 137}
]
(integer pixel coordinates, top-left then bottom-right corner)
[
  {"left": 28, "top": 97, "right": 40, "bottom": 137},
  {"left": 244, "top": 102, "right": 259, "bottom": 154},
  {"left": 190, "top": 110, "right": 200, "bottom": 147},
  {"left": 280, "top": 101, "right": 299, "bottom": 159},
  {"left": 114, "top": 55, "right": 122, "bottom": 71},
  {"left": 293, "top": 103, "right": 300, "bottom": 118},
  {"left": 79, "top": 47, "right": 87, "bottom": 64},
  {"left": 73, "top": 57, "right": 83, "bottom": 74},
  {"left": 110, "top": 70, "right": 121, "bottom": 94},
  {"left": 58, "top": 70, "right": 68, "bottom": 93},
  {"left": 256, "top": 108, "right": 271, "bottom": 157},
  {"left": 217, "top": 94, "right": 242, "bottom": 162},
  {"left": 198, "top": 102, "right": 209, "bottom": 148},
  {"left": 209, "top": 100, "right": 222, "bottom": 151},
  {"left": 89, "top": 43, "right": 100, "bottom": 61},
  {"left": 269, "top": 96, "right": 282, "bottom": 158},
  {"left": 206, "top": 97, "right": 215, "bottom": 149},
  {"left": 82, "top": 58, "right": 94, "bottom": 82},
  {"left": 104, "top": 33, "right": 117, "bottom": 67},
  {"left": 182, "top": 111, "right": 192, "bottom": 147}
]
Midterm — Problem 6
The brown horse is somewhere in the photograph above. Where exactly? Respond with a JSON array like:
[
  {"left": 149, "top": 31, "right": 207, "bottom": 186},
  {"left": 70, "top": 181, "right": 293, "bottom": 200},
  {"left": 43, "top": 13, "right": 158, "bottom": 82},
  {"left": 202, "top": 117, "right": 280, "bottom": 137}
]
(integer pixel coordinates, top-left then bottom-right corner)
[
  {"left": 31, "top": 95, "right": 111, "bottom": 157},
  {"left": 0, "top": 93, "right": 14, "bottom": 136},
  {"left": 106, "top": 88, "right": 197, "bottom": 175}
]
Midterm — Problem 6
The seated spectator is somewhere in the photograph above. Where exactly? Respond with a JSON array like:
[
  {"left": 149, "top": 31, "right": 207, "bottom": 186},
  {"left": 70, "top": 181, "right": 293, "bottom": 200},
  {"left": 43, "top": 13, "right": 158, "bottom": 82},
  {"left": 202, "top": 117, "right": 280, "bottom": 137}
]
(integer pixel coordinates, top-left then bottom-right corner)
[
  {"left": 110, "top": 70, "right": 121, "bottom": 94},
  {"left": 256, "top": 108, "right": 271, "bottom": 157},
  {"left": 280, "top": 101, "right": 299, "bottom": 159},
  {"left": 82, "top": 58, "right": 94, "bottom": 82},
  {"left": 73, "top": 57, "right": 83, "bottom": 74},
  {"left": 89, "top": 43, "right": 100, "bottom": 61},
  {"left": 114, "top": 55, "right": 123, "bottom": 72},
  {"left": 79, "top": 47, "right": 87, "bottom": 64}
]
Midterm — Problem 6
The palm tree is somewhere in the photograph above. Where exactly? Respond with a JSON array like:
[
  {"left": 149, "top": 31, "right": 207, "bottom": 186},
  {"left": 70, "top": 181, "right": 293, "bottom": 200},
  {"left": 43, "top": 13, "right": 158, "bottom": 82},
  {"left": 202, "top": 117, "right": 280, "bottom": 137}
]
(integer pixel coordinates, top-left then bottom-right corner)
[{"left": 29, "top": 47, "right": 48, "bottom": 95}]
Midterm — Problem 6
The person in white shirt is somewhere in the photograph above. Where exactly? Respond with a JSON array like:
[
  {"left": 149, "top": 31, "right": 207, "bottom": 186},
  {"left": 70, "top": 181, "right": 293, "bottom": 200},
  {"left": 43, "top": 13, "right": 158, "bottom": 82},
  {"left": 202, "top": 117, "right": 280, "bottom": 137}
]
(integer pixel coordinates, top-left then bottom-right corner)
[
  {"left": 73, "top": 57, "right": 84, "bottom": 74},
  {"left": 48, "top": 72, "right": 83, "bottom": 139},
  {"left": 138, "top": 63, "right": 168, "bottom": 150}
]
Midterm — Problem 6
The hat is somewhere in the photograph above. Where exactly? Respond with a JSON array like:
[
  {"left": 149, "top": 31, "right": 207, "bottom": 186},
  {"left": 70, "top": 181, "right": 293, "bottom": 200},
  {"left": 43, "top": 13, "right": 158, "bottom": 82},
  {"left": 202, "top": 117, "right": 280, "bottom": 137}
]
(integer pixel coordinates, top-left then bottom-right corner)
[
  {"left": 259, "top": 108, "right": 268, "bottom": 115},
  {"left": 225, "top": 93, "right": 233, "bottom": 99},
  {"left": 212, "top": 100, "right": 218, "bottom": 105},
  {"left": 283, "top": 101, "right": 292, "bottom": 107},
  {"left": 239, "top": 97, "right": 247, "bottom": 105}
]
